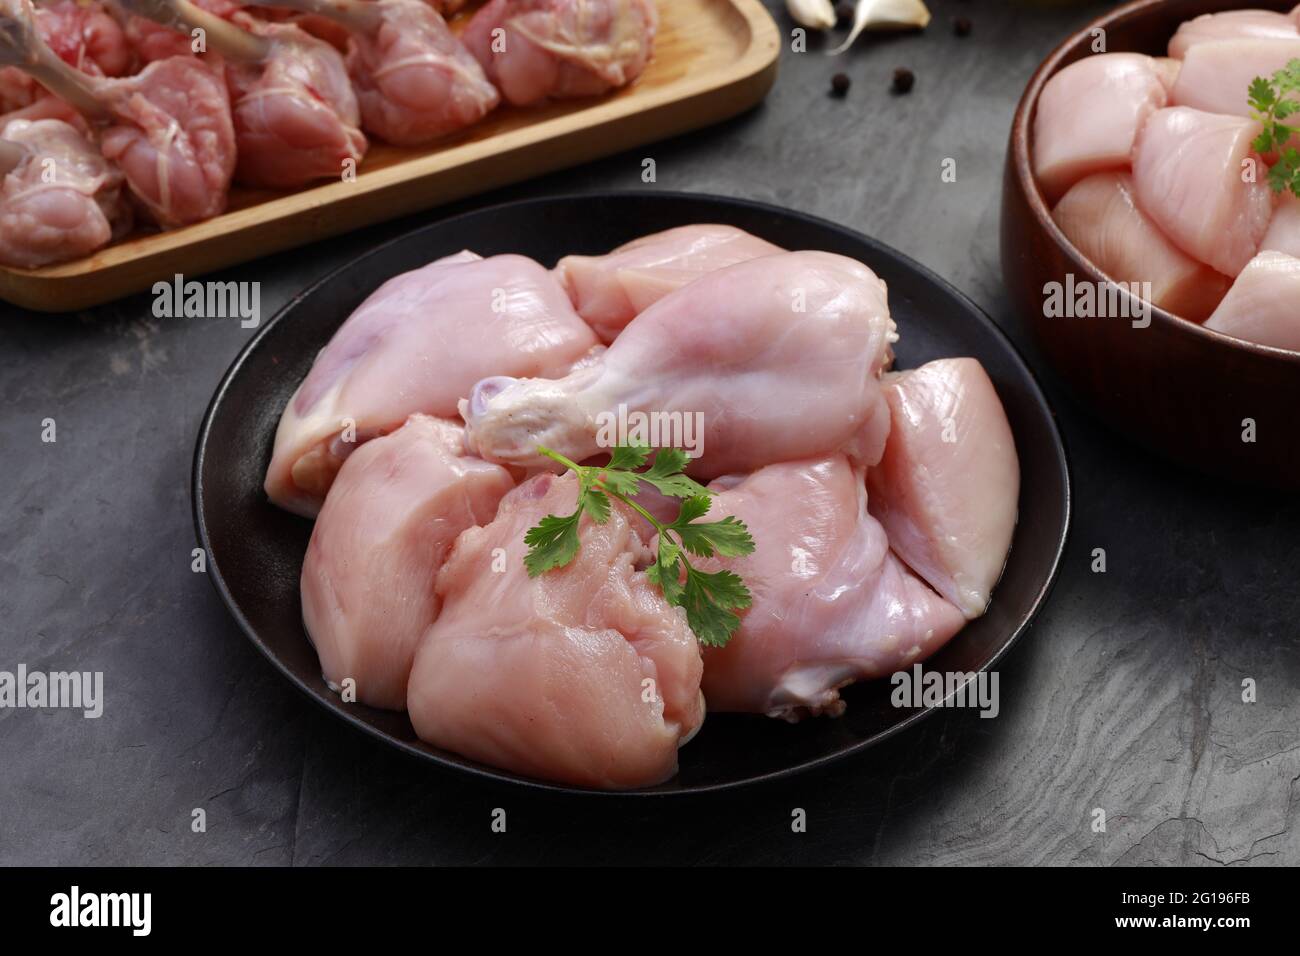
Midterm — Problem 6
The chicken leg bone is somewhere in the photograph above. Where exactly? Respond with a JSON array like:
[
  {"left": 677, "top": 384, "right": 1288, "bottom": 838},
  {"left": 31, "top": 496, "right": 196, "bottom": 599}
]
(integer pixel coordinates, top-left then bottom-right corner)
[
  {"left": 117, "top": 0, "right": 270, "bottom": 62},
  {"left": 0, "top": 0, "right": 110, "bottom": 120}
]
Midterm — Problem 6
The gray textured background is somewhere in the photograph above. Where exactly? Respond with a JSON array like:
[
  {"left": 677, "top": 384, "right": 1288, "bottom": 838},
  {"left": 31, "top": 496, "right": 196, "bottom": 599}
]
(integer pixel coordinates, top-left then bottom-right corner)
[{"left": 1, "top": 0, "right": 1296, "bottom": 865}]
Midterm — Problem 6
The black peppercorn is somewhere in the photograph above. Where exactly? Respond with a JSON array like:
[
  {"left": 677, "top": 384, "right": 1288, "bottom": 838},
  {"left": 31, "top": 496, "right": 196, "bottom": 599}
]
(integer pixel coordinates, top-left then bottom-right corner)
[
  {"left": 954, "top": 16, "right": 972, "bottom": 37},
  {"left": 892, "top": 68, "right": 915, "bottom": 94},
  {"left": 830, "top": 72, "right": 851, "bottom": 97}
]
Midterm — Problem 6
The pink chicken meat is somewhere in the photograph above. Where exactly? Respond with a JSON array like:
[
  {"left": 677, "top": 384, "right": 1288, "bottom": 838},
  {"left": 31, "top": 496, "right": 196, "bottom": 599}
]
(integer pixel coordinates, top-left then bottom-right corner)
[
  {"left": 866, "top": 358, "right": 1019, "bottom": 620},
  {"left": 264, "top": 250, "right": 599, "bottom": 517},
  {"left": 301, "top": 415, "right": 514, "bottom": 710},
  {"left": 1204, "top": 250, "right": 1300, "bottom": 352},
  {"left": 1052, "top": 171, "right": 1231, "bottom": 322},
  {"left": 406, "top": 471, "right": 705, "bottom": 789},
  {"left": 554, "top": 224, "right": 784, "bottom": 342},
  {"left": 0, "top": 116, "right": 129, "bottom": 267},
  {"left": 462, "top": 251, "right": 898, "bottom": 479},
  {"left": 693, "top": 455, "right": 965, "bottom": 719},
  {"left": 270, "top": 0, "right": 499, "bottom": 145},
  {"left": 1167, "top": 10, "right": 1299, "bottom": 58},
  {"left": 463, "top": 0, "right": 656, "bottom": 107},
  {"left": 1131, "top": 107, "right": 1274, "bottom": 278},
  {"left": 1032, "top": 52, "right": 1168, "bottom": 202}
]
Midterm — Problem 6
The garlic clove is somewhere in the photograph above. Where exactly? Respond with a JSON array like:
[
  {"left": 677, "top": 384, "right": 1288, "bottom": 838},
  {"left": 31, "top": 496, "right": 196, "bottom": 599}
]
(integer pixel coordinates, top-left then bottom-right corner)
[
  {"left": 786, "top": 0, "right": 838, "bottom": 31},
  {"left": 829, "top": 0, "right": 931, "bottom": 55}
]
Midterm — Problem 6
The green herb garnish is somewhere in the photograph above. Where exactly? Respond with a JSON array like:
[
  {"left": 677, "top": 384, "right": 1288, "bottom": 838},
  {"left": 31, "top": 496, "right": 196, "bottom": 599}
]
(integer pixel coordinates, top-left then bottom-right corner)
[
  {"left": 523, "top": 443, "right": 754, "bottom": 648},
  {"left": 1249, "top": 58, "right": 1300, "bottom": 197}
]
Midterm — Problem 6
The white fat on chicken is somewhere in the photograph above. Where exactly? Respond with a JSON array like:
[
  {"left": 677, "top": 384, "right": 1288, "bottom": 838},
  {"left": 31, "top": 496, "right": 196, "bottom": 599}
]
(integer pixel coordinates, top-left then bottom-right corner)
[
  {"left": 264, "top": 250, "right": 598, "bottom": 518},
  {"left": 1032, "top": 53, "right": 1167, "bottom": 202},
  {"left": 1167, "top": 10, "right": 1299, "bottom": 58},
  {"left": 691, "top": 455, "right": 965, "bottom": 720},
  {"left": 300, "top": 415, "right": 514, "bottom": 710},
  {"left": 407, "top": 472, "right": 705, "bottom": 789},
  {"left": 1131, "top": 107, "right": 1274, "bottom": 278},
  {"left": 461, "top": 250, "right": 897, "bottom": 479},
  {"left": 866, "top": 358, "right": 1019, "bottom": 619},
  {"left": 1204, "top": 251, "right": 1300, "bottom": 352},
  {"left": 554, "top": 224, "right": 784, "bottom": 341},
  {"left": 1052, "top": 171, "right": 1231, "bottom": 322},
  {"left": 1172, "top": 37, "right": 1300, "bottom": 119}
]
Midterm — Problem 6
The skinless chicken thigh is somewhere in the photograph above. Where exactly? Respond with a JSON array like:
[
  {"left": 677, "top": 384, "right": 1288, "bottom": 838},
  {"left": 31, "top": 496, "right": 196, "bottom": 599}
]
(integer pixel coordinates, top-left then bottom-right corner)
[
  {"left": 462, "top": 0, "right": 656, "bottom": 107},
  {"left": 866, "top": 358, "right": 1020, "bottom": 620},
  {"left": 301, "top": 415, "right": 514, "bottom": 710},
  {"left": 407, "top": 471, "right": 705, "bottom": 789},
  {"left": 0, "top": 116, "right": 130, "bottom": 267},
  {"left": 554, "top": 224, "right": 785, "bottom": 342},
  {"left": 691, "top": 455, "right": 965, "bottom": 719},
  {"left": 462, "top": 251, "right": 898, "bottom": 479},
  {"left": 0, "top": 0, "right": 132, "bottom": 113},
  {"left": 265, "top": 250, "right": 599, "bottom": 517}
]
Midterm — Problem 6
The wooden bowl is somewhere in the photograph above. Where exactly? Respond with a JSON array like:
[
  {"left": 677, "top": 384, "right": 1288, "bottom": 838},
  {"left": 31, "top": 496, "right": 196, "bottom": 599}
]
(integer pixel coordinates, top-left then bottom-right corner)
[{"left": 1001, "top": 0, "right": 1300, "bottom": 488}]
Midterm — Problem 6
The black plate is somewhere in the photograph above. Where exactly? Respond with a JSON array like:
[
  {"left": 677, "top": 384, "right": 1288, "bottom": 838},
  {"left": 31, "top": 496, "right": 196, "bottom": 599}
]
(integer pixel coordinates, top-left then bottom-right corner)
[{"left": 192, "top": 191, "right": 1071, "bottom": 796}]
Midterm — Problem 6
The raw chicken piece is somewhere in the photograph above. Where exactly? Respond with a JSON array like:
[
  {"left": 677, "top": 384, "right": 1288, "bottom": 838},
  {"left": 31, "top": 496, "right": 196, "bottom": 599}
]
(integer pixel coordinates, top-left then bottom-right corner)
[
  {"left": 123, "top": 0, "right": 242, "bottom": 63},
  {"left": 462, "top": 251, "right": 897, "bottom": 479},
  {"left": 1167, "top": 10, "right": 1299, "bottom": 58},
  {"left": 1153, "top": 56, "right": 1181, "bottom": 93},
  {"left": 1052, "top": 171, "right": 1231, "bottom": 322},
  {"left": 0, "top": 116, "right": 129, "bottom": 267},
  {"left": 96, "top": 56, "right": 236, "bottom": 226},
  {"left": 407, "top": 471, "right": 705, "bottom": 789},
  {"left": 265, "top": 250, "right": 599, "bottom": 517},
  {"left": 0, "top": 0, "right": 132, "bottom": 111},
  {"left": 121, "top": 0, "right": 367, "bottom": 188},
  {"left": 1132, "top": 107, "right": 1274, "bottom": 277},
  {"left": 1204, "top": 251, "right": 1300, "bottom": 351},
  {"left": 1172, "top": 38, "right": 1300, "bottom": 118},
  {"left": 1262, "top": 191, "right": 1300, "bottom": 258},
  {"left": 865, "top": 359, "right": 1019, "bottom": 619},
  {"left": 462, "top": 0, "right": 656, "bottom": 107},
  {"left": 0, "top": 0, "right": 237, "bottom": 227},
  {"left": 301, "top": 415, "right": 514, "bottom": 710},
  {"left": 269, "top": 0, "right": 499, "bottom": 145},
  {"left": 554, "top": 224, "right": 784, "bottom": 342},
  {"left": 1032, "top": 53, "right": 1167, "bottom": 202},
  {"left": 690, "top": 455, "right": 965, "bottom": 719}
]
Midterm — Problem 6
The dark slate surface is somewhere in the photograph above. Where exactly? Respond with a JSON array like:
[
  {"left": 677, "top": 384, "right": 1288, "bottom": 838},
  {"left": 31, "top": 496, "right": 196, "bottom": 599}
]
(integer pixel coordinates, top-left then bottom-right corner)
[{"left": 1, "top": 0, "right": 1296, "bottom": 866}]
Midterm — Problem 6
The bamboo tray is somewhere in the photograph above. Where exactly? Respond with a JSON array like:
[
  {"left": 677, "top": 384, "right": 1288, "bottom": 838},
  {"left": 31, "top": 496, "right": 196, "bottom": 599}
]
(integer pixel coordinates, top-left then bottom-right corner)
[{"left": 0, "top": 0, "right": 780, "bottom": 312}]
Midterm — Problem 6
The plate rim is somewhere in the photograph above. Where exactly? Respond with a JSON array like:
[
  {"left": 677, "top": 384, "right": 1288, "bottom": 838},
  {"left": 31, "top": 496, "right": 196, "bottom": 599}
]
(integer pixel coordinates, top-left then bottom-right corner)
[{"left": 191, "top": 189, "right": 1074, "bottom": 797}]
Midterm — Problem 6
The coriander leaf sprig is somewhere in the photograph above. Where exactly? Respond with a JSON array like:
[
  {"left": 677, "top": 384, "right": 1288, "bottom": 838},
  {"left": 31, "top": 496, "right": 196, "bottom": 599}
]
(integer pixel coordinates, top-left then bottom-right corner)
[
  {"left": 1249, "top": 59, "right": 1300, "bottom": 197},
  {"left": 522, "top": 443, "right": 754, "bottom": 648}
]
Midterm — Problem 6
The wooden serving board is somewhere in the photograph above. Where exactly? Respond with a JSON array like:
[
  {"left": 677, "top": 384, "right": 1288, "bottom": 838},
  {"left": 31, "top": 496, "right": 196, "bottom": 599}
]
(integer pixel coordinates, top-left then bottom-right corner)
[{"left": 0, "top": 0, "right": 780, "bottom": 312}]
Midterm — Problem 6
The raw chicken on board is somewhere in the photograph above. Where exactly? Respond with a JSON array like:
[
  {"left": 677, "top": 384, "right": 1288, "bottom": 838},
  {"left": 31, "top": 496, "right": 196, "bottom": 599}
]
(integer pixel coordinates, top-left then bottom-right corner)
[
  {"left": 1204, "top": 251, "right": 1300, "bottom": 352},
  {"left": 462, "top": 0, "right": 656, "bottom": 107},
  {"left": 120, "top": 0, "right": 367, "bottom": 188},
  {"left": 1131, "top": 107, "right": 1273, "bottom": 279},
  {"left": 692, "top": 455, "right": 965, "bottom": 720},
  {"left": 0, "top": 0, "right": 237, "bottom": 227},
  {"left": 1052, "top": 171, "right": 1231, "bottom": 322},
  {"left": 264, "top": 250, "right": 598, "bottom": 518},
  {"left": 268, "top": 0, "right": 499, "bottom": 145},
  {"left": 0, "top": 116, "right": 129, "bottom": 267},
  {"left": 301, "top": 415, "right": 514, "bottom": 710},
  {"left": 462, "top": 251, "right": 897, "bottom": 478},
  {"left": 1032, "top": 53, "right": 1168, "bottom": 202},
  {"left": 554, "top": 224, "right": 784, "bottom": 341},
  {"left": 407, "top": 472, "right": 705, "bottom": 789},
  {"left": 866, "top": 359, "right": 1019, "bottom": 620}
]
